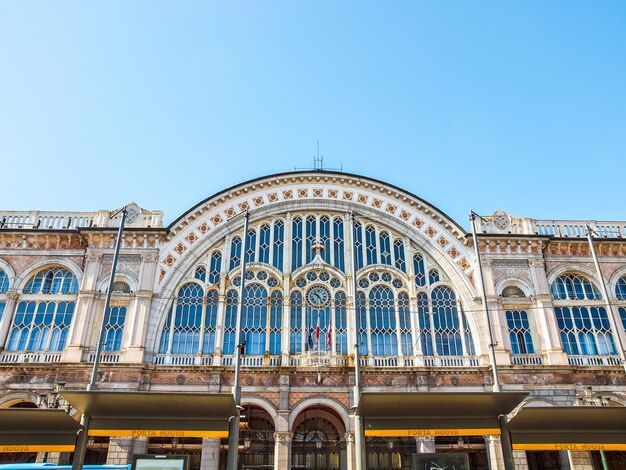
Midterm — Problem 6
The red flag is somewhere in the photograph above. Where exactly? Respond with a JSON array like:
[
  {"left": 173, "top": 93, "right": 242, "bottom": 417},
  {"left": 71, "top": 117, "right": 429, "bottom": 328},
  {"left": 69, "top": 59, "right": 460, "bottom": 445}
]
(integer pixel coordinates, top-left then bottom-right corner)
[
  {"left": 326, "top": 327, "right": 331, "bottom": 349},
  {"left": 315, "top": 317, "right": 321, "bottom": 344}
]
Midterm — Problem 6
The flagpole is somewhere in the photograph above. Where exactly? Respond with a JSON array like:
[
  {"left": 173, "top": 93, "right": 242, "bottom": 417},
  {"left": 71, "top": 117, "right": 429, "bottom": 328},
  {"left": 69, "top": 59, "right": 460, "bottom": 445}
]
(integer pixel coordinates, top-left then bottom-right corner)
[
  {"left": 350, "top": 211, "right": 366, "bottom": 470},
  {"left": 226, "top": 210, "right": 250, "bottom": 470}
]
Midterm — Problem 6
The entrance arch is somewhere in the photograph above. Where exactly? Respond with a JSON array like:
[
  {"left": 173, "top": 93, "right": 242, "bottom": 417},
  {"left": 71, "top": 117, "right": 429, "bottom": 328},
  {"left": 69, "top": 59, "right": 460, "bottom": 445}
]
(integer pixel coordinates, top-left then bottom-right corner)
[{"left": 291, "top": 405, "right": 347, "bottom": 470}]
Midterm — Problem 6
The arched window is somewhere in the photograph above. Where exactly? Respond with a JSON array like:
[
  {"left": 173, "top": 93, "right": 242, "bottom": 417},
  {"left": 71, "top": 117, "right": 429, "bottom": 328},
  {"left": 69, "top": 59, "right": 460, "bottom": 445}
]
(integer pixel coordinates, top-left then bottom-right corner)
[
  {"left": 269, "top": 291, "right": 282, "bottom": 355},
  {"left": 203, "top": 290, "right": 218, "bottom": 354},
  {"left": 356, "top": 291, "right": 367, "bottom": 355},
  {"left": 171, "top": 284, "right": 203, "bottom": 354},
  {"left": 208, "top": 251, "right": 221, "bottom": 284},
  {"left": 289, "top": 292, "right": 303, "bottom": 354},
  {"left": 615, "top": 276, "right": 626, "bottom": 300},
  {"left": 335, "top": 292, "right": 348, "bottom": 354},
  {"left": 413, "top": 254, "right": 426, "bottom": 287},
  {"left": 194, "top": 265, "right": 206, "bottom": 282},
  {"left": 6, "top": 268, "right": 78, "bottom": 352},
  {"left": 502, "top": 286, "right": 525, "bottom": 298},
  {"left": 23, "top": 267, "right": 78, "bottom": 294},
  {"left": 230, "top": 237, "right": 242, "bottom": 271},
  {"left": 103, "top": 306, "right": 126, "bottom": 351},
  {"left": 272, "top": 220, "right": 284, "bottom": 271},
  {"left": 0, "top": 269, "right": 8, "bottom": 294},
  {"left": 223, "top": 290, "right": 239, "bottom": 355},
  {"left": 369, "top": 286, "right": 397, "bottom": 356},
  {"left": 429, "top": 269, "right": 440, "bottom": 284},
  {"left": 112, "top": 281, "right": 131, "bottom": 293},
  {"left": 393, "top": 239, "right": 406, "bottom": 273},
  {"left": 258, "top": 224, "right": 271, "bottom": 264},
  {"left": 551, "top": 274, "right": 615, "bottom": 357},
  {"left": 353, "top": 223, "right": 364, "bottom": 271},
  {"left": 292, "top": 217, "right": 303, "bottom": 271},
  {"left": 241, "top": 284, "right": 267, "bottom": 355},
  {"left": 506, "top": 310, "right": 534, "bottom": 354},
  {"left": 379, "top": 232, "right": 391, "bottom": 265},
  {"left": 333, "top": 218, "right": 345, "bottom": 272},
  {"left": 320, "top": 216, "right": 331, "bottom": 264},
  {"left": 305, "top": 216, "right": 317, "bottom": 264},
  {"left": 398, "top": 292, "right": 412, "bottom": 355},
  {"left": 245, "top": 229, "right": 256, "bottom": 264},
  {"left": 551, "top": 274, "right": 601, "bottom": 300},
  {"left": 417, "top": 286, "right": 475, "bottom": 357},
  {"left": 0, "top": 269, "right": 8, "bottom": 327},
  {"left": 365, "top": 226, "right": 378, "bottom": 266}
]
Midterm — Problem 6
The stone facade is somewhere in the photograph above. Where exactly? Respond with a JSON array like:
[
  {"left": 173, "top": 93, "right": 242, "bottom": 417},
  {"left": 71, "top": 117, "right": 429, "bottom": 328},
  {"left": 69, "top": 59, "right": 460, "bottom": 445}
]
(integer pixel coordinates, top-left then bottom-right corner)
[{"left": 0, "top": 172, "right": 625, "bottom": 470}]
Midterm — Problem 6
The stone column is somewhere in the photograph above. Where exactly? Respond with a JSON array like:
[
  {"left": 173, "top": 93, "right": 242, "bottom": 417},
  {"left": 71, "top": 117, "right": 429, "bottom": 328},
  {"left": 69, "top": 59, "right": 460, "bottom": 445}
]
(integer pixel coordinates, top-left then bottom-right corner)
[
  {"left": 566, "top": 451, "right": 594, "bottom": 470},
  {"left": 200, "top": 437, "right": 221, "bottom": 470},
  {"left": 133, "top": 437, "right": 148, "bottom": 455},
  {"left": 106, "top": 437, "right": 135, "bottom": 465},
  {"left": 512, "top": 450, "right": 529, "bottom": 470},
  {"left": 345, "top": 432, "right": 355, "bottom": 470},
  {"left": 63, "top": 252, "right": 103, "bottom": 362},
  {"left": 273, "top": 432, "right": 293, "bottom": 470},
  {"left": 415, "top": 436, "right": 436, "bottom": 454},
  {"left": 485, "top": 435, "right": 505, "bottom": 470},
  {"left": 0, "top": 292, "right": 18, "bottom": 349}
]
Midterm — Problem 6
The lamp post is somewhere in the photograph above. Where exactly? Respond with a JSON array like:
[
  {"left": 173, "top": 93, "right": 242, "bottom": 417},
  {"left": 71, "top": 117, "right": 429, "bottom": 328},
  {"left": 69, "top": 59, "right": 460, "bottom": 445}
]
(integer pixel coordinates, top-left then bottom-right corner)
[
  {"left": 227, "top": 210, "right": 250, "bottom": 470},
  {"left": 72, "top": 205, "right": 133, "bottom": 470},
  {"left": 585, "top": 226, "right": 626, "bottom": 374},
  {"left": 350, "top": 211, "right": 366, "bottom": 470},
  {"left": 469, "top": 212, "right": 501, "bottom": 392}
]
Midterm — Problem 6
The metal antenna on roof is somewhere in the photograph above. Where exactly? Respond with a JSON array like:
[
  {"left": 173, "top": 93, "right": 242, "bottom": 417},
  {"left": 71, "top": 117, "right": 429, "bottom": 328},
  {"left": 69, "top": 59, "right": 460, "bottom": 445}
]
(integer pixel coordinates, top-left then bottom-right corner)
[{"left": 314, "top": 140, "right": 324, "bottom": 170}]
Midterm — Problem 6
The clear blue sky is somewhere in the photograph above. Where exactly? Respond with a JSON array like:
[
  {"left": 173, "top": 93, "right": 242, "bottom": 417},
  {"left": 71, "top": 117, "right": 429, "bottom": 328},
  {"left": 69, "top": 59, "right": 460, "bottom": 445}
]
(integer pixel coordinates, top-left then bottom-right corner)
[{"left": 1, "top": 1, "right": 625, "bottom": 228}]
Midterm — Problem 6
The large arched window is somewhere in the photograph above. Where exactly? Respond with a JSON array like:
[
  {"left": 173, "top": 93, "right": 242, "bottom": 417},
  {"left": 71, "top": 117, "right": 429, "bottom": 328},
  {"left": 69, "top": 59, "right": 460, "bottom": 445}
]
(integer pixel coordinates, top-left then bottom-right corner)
[
  {"left": 241, "top": 284, "right": 267, "bottom": 355},
  {"left": 616, "top": 276, "right": 626, "bottom": 335},
  {"left": 6, "top": 268, "right": 78, "bottom": 352},
  {"left": 551, "top": 274, "right": 616, "bottom": 356},
  {"left": 369, "top": 286, "right": 397, "bottom": 356},
  {"left": 160, "top": 283, "right": 204, "bottom": 355},
  {"left": 417, "top": 286, "right": 475, "bottom": 357}
]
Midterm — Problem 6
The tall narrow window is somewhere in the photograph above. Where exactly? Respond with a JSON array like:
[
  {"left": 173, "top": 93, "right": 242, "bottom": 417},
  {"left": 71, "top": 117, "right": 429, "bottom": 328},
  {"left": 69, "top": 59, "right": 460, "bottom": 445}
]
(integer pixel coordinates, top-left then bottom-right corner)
[
  {"left": 369, "top": 286, "right": 397, "bottom": 356},
  {"left": 379, "top": 232, "right": 391, "bottom": 265},
  {"left": 245, "top": 229, "right": 257, "bottom": 264},
  {"left": 306, "top": 216, "right": 317, "bottom": 264},
  {"left": 353, "top": 223, "right": 364, "bottom": 271},
  {"left": 272, "top": 220, "right": 284, "bottom": 271},
  {"left": 320, "top": 216, "right": 331, "bottom": 264},
  {"left": 506, "top": 310, "right": 534, "bottom": 354},
  {"left": 223, "top": 290, "right": 238, "bottom": 355},
  {"left": 413, "top": 254, "right": 426, "bottom": 287},
  {"left": 0, "top": 269, "right": 8, "bottom": 293},
  {"left": 103, "top": 306, "right": 126, "bottom": 352},
  {"left": 356, "top": 291, "right": 367, "bottom": 355},
  {"left": 269, "top": 291, "right": 282, "bottom": 355},
  {"left": 203, "top": 290, "right": 218, "bottom": 354},
  {"left": 429, "top": 269, "right": 440, "bottom": 284},
  {"left": 335, "top": 292, "right": 347, "bottom": 354},
  {"left": 417, "top": 293, "right": 433, "bottom": 355},
  {"left": 333, "top": 218, "right": 345, "bottom": 271},
  {"left": 431, "top": 286, "right": 462, "bottom": 356},
  {"left": 398, "top": 292, "right": 412, "bottom": 355},
  {"left": 242, "top": 284, "right": 267, "bottom": 355},
  {"left": 258, "top": 224, "right": 271, "bottom": 264},
  {"left": 208, "top": 252, "right": 222, "bottom": 285},
  {"left": 616, "top": 276, "right": 626, "bottom": 300},
  {"left": 171, "top": 284, "right": 203, "bottom": 354},
  {"left": 292, "top": 217, "right": 303, "bottom": 271},
  {"left": 393, "top": 239, "right": 406, "bottom": 273},
  {"left": 365, "top": 226, "right": 378, "bottom": 266},
  {"left": 290, "top": 292, "right": 303, "bottom": 354},
  {"left": 229, "top": 237, "right": 242, "bottom": 270}
]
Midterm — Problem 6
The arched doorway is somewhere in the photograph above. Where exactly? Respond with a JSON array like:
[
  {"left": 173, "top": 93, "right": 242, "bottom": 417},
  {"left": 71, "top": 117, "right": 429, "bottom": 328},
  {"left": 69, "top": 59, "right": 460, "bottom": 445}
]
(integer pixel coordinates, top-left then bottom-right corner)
[
  {"left": 292, "top": 406, "right": 346, "bottom": 470},
  {"left": 218, "top": 404, "right": 275, "bottom": 470}
]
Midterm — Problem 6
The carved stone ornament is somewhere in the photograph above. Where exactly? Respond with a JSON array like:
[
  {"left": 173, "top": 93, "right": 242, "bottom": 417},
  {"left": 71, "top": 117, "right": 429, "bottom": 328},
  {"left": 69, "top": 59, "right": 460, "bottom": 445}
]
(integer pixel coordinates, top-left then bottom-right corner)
[
  {"left": 245, "top": 376, "right": 254, "bottom": 386},
  {"left": 176, "top": 375, "right": 186, "bottom": 385}
]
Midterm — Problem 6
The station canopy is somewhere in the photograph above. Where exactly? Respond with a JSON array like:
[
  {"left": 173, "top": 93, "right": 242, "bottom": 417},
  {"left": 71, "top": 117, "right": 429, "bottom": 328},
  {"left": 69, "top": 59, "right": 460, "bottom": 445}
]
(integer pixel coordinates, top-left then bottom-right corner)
[
  {"left": 508, "top": 407, "right": 626, "bottom": 452},
  {"left": 62, "top": 391, "right": 237, "bottom": 439},
  {"left": 357, "top": 392, "right": 528, "bottom": 437},
  {"left": 0, "top": 408, "right": 82, "bottom": 453}
]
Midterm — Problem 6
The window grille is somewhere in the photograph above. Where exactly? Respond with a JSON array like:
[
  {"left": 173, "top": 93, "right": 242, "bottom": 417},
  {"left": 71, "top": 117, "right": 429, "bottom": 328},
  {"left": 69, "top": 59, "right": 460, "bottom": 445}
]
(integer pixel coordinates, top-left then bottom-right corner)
[
  {"left": 194, "top": 266, "right": 206, "bottom": 283},
  {"left": 0, "top": 269, "right": 8, "bottom": 293},
  {"left": 393, "top": 239, "right": 406, "bottom": 273},
  {"left": 229, "top": 237, "right": 242, "bottom": 270},
  {"left": 289, "top": 291, "right": 303, "bottom": 354},
  {"left": 103, "top": 306, "right": 126, "bottom": 351},
  {"left": 333, "top": 218, "right": 345, "bottom": 271},
  {"left": 208, "top": 252, "right": 221, "bottom": 284},
  {"left": 335, "top": 292, "right": 347, "bottom": 354},
  {"left": 369, "top": 286, "right": 397, "bottom": 356},
  {"left": 379, "top": 232, "right": 391, "bottom": 265},
  {"left": 506, "top": 310, "right": 534, "bottom": 354},
  {"left": 292, "top": 217, "right": 303, "bottom": 271},
  {"left": 272, "top": 220, "right": 284, "bottom": 271},
  {"left": 413, "top": 254, "right": 426, "bottom": 287}
]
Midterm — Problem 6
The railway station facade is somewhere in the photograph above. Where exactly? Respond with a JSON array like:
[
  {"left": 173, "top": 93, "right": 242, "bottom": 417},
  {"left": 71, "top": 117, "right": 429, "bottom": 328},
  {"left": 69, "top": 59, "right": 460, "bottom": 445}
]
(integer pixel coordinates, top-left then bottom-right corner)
[{"left": 0, "top": 170, "right": 625, "bottom": 470}]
